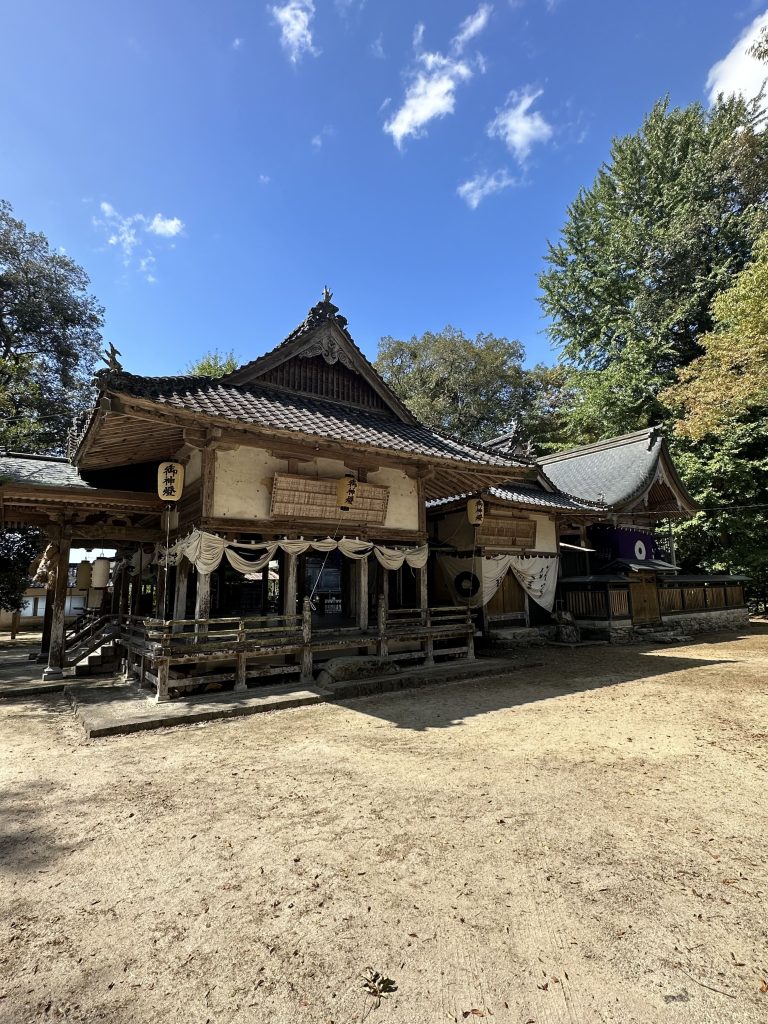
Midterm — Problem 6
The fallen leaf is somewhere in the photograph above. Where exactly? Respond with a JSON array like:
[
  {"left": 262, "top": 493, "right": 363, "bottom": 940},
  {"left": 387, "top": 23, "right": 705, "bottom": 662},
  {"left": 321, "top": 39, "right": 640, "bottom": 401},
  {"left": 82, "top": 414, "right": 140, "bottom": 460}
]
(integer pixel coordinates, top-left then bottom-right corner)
[{"left": 759, "top": 978, "right": 768, "bottom": 994}]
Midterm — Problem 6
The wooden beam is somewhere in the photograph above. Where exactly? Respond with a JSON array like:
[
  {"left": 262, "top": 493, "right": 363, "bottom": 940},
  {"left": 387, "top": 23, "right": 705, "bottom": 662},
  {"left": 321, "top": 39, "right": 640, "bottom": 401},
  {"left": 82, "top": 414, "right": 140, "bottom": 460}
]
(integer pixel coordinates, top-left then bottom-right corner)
[{"left": 201, "top": 447, "right": 216, "bottom": 519}]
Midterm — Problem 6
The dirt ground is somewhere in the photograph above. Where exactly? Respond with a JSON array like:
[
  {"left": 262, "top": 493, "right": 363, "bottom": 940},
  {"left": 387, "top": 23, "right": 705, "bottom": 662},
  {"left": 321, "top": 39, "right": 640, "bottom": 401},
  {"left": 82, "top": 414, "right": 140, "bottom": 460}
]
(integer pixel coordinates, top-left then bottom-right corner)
[{"left": 1, "top": 628, "right": 767, "bottom": 1024}]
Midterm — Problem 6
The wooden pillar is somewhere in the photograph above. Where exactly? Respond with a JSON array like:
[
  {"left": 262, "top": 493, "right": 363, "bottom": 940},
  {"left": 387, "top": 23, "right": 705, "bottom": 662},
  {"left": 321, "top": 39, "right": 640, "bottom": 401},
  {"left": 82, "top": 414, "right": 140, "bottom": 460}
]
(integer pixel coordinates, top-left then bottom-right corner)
[
  {"left": 38, "top": 571, "right": 56, "bottom": 661},
  {"left": 377, "top": 596, "right": 388, "bottom": 657},
  {"left": 155, "top": 658, "right": 170, "bottom": 702},
  {"left": 119, "top": 562, "right": 131, "bottom": 616},
  {"left": 357, "top": 556, "right": 369, "bottom": 631},
  {"left": 155, "top": 564, "right": 167, "bottom": 621},
  {"left": 173, "top": 557, "right": 190, "bottom": 627},
  {"left": 195, "top": 570, "right": 210, "bottom": 638},
  {"left": 131, "top": 549, "right": 143, "bottom": 615},
  {"left": 110, "top": 566, "right": 121, "bottom": 615},
  {"left": 43, "top": 532, "right": 71, "bottom": 680},
  {"left": 284, "top": 553, "right": 298, "bottom": 619},
  {"left": 419, "top": 564, "right": 428, "bottom": 620},
  {"left": 300, "top": 597, "right": 313, "bottom": 683}
]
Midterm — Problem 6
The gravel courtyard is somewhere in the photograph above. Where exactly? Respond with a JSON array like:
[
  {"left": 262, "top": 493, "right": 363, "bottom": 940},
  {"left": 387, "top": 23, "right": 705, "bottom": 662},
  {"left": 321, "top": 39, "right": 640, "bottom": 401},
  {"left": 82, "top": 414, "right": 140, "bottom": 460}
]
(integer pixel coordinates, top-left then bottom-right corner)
[{"left": 1, "top": 627, "right": 766, "bottom": 1024}]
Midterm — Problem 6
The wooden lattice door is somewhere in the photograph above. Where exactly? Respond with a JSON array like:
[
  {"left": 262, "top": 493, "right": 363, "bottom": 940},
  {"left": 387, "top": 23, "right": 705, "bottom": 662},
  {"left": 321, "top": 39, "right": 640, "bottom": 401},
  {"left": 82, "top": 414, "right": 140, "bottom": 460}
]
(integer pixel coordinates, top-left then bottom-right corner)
[{"left": 629, "top": 575, "right": 661, "bottom": 626}]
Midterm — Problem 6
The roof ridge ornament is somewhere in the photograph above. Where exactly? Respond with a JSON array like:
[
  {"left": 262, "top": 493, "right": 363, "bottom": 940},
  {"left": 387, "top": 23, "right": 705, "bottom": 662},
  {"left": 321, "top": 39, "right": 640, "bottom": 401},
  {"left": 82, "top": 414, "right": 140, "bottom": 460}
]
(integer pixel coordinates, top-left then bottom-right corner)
[{"left": 99, "top": 342, "right": 123, "bottom": 373}]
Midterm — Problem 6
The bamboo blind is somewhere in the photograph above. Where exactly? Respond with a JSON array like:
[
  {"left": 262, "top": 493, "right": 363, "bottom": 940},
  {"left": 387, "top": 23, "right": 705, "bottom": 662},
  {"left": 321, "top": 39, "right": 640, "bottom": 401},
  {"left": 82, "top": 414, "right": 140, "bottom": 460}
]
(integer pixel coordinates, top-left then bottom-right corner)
[
  {"left": 270, "top": 473, "right": 389, "bottom": 524},
  {"left": 477, "top": 516, "right": 536, "bottom": 549}
]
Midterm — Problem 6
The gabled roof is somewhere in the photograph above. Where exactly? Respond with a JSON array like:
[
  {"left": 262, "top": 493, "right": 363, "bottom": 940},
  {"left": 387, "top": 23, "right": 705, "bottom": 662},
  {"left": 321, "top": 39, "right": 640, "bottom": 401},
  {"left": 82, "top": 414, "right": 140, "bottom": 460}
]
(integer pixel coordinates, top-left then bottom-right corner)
[
  {"left": 427, "top": 482, "right": 604, "bottom": 513},
  {"left": 84, "top": 371, "right": 523, "bottom": 469},
  {"left": 0, "top": 452, "right": 95, "bottom": 490},
  {"left": 536, "top": 428, "right": 696, "bottom": 512},
  {"left": 220, "top": 290, "right": 418, "bottom": 424}
]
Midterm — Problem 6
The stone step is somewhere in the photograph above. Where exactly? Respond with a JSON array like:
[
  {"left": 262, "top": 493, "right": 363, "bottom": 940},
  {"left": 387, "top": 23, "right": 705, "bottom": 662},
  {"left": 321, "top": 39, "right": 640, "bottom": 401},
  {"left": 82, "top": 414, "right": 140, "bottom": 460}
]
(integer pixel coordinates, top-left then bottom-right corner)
[
  {"left": 326, "top": 655, "right": 543, "bottom": 700},
  {"left": 66, "top": 682, "right": 331, "bottom": 738}
]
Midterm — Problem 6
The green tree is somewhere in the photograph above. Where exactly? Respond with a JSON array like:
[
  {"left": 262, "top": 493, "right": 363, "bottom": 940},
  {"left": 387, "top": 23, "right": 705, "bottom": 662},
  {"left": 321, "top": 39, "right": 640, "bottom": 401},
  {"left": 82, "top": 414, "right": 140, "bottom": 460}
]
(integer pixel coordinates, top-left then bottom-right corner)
[
  {"left": 0, "top": 528, "right": 41, "bottom": 613},
  {"left": 539, "top": 96, "right": 768, "bottom": 439},
  {"left": 664, "top": 231, "right": 768, "bottom": 437},
  {"left": 0, "top": 199, "right": 103, "bottom": 452},
  {"left": 375, "top": 327, "right": 529, "bottom": 443},
  {"left": 671, "top": 420, "right": 768, "bottom": 593},
  {"left": 186, "top": 348, "right": 238, "bottom": 377}
]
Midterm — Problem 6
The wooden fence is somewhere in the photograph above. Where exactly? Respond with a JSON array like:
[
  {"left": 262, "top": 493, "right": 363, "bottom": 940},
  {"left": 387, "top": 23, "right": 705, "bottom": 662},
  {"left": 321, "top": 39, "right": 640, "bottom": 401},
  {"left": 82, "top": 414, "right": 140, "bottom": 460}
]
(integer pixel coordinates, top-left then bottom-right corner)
[{"left": 116, "top": 599, "right": 475, "bottom": 702}]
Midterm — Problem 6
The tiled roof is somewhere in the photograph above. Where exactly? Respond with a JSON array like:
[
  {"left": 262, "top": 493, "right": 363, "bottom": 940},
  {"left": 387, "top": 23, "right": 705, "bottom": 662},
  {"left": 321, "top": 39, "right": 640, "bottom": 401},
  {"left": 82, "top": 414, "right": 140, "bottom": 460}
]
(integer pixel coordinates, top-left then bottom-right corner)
[
  {"left": 537, "top": 429, "right": 664, "bottom": 507},
  {"left": 427, "top": 483, "right": 604, "bottom": 512},
  {"left": 96, "top": 371, "right": 524, "bottom": 468},
  {"left": 0, "top": 453, "right": 95, "bottom": 489},
  {"left": 488, "top": 484, "right": 603, "bottom": 511}
]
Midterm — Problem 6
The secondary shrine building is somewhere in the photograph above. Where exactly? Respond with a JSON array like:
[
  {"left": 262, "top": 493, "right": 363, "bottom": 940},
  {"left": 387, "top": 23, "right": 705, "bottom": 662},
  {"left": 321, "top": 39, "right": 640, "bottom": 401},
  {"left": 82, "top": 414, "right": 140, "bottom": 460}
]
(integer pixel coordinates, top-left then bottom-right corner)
[{"left": 0, "top": 293, "right": 749, "bottom": 700}]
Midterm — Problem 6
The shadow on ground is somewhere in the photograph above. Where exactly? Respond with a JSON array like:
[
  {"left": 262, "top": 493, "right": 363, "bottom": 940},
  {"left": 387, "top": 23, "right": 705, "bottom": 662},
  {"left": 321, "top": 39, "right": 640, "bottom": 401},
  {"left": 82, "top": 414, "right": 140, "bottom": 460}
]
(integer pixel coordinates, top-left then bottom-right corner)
[{"left": 337, "top": 643, "right": 740, "bottom": 730}]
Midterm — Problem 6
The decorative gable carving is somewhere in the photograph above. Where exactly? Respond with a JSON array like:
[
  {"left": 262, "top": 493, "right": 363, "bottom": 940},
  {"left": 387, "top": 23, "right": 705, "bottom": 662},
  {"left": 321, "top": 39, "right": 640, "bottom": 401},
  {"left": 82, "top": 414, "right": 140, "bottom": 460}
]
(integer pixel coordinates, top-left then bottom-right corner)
[{"left": 297, "top": 327, "right": 355, "bottom": 369}]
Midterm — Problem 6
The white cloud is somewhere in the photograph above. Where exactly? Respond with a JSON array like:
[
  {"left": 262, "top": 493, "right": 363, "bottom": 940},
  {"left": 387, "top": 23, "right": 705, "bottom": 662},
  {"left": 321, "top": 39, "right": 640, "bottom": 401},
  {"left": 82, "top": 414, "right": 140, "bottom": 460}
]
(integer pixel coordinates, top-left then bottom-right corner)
[
  {"left": 271, "top": 0, "right": 318, "bottom": 63},
  {"left": 488, "top": 87, "right": 553, "bottom": 162},
  {"left": 370, "top": 34, "right": 385, "bottom": 59},
  {"left": 311, "top": 125, "right": 336, "bottom": 149},
  {"left": 452, "top": 4, "right": 493, "bottom": 53},
  {"left": 457, "top": 169, "right": 517, "bottom": 208},
  {"left": 148, "top": 213, "right": 184, "bottom": 237},
  {"left": 232, "top": 37, "right": 243, "bottom": 50},
  {"left": 93, "top": 201, "right": 184, "bottom": 282},
  {"left": 258, "top": 174, "right": 271, "bottom": 184},
  {"left": 706, "top": 10, "right": 768, "bottom": 108},
  {"left": 385, "top": 54, "right": 473, "bottom": 148},
  {"left": 138, "top": 254, "right": 157, "bottom": 284},
  {"left": 384, "top": 7, "right": 492, "bottom": 150}
]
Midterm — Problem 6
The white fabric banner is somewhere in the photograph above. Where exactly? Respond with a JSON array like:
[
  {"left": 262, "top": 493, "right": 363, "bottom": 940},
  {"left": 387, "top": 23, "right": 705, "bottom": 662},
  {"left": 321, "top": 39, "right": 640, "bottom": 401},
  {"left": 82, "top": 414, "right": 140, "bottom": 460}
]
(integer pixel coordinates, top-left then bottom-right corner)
[
  {"left": 163, "top": 529, "right": 429, "bottom": 578},
  {"left": 439, "top": 554, "right": 513, "bottom": 608},
  {"left": 439, "top": 553, "right": 559, "bottom": 611},
  {"left": 509, "top": 555, "right": 559, "bottom": 612}
]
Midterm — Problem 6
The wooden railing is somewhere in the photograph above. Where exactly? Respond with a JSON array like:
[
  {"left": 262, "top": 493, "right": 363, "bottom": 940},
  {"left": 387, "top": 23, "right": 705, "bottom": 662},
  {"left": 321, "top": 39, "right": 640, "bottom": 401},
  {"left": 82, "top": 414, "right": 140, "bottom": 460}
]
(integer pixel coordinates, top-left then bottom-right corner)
[
  {"left": 118, "top": 599, "right": 476, "bottom": 702},
  {"left": 564, "top": 590, "right": 608, "bottom": 619},
  {"left": 64, "top": 613, "right": 119, "bottom": 666},
  {"left": 659, "top": 581, "right": 746, "bottom": 614}
]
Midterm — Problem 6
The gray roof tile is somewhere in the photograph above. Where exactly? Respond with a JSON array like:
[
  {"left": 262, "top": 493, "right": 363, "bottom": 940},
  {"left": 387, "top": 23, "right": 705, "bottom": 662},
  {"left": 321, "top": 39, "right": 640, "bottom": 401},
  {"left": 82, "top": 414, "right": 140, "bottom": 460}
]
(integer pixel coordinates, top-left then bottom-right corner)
[
  {"left": 537, "top": 429, "right": 663, "bottom": 507},
  {"left": 427, "top": 483, "right": 603, "bottom": 512},
  {"left": 0, "top": 453, "right": 95, "bottom": 489},
  {"left": 96, "top": 372, "right": 524, "bottom": 467}
]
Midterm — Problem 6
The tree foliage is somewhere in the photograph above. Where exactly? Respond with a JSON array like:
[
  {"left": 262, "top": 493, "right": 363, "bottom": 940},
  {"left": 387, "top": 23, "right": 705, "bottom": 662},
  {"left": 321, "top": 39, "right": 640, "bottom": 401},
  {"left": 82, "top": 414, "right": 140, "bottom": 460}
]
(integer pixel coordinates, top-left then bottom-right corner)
[
  {"left": 671, "top": 420, "right": 768, "bottom": 585},
  {"left": 0, "top": 200, "right": 103, "bottom": 452},
  {"left": 186, "top": 348, "right": 238, "bottom": 377},
  {"left": 664, "top": 231, "right": 768, "bottom": 437},
  {"left": 539, "top": 96, "right": 768, "bottom": 439},
  {"left": 0, "top": 529, "right": 41, "bottom": 613},
  {"left": 376, "top": 327, "right": 530, "bottom": 444}
]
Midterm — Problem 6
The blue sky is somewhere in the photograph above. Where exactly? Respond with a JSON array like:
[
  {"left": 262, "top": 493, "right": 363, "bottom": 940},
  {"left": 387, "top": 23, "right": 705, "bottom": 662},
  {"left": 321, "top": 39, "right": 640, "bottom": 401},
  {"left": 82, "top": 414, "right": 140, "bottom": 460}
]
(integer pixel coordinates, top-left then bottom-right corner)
[{"left": 3, "top": 0, "right": 767, "bottom": 375}]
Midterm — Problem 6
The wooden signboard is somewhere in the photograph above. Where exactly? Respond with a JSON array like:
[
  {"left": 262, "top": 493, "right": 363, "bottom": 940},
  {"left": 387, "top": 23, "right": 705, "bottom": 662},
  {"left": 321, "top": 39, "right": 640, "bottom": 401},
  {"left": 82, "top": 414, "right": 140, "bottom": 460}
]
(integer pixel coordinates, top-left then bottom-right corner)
[
  {"left": 477, "top": 513, "right": 536, "bottom": 550},
  {"left": 270, "top": 473, "right": 389, "bottom": 525}
]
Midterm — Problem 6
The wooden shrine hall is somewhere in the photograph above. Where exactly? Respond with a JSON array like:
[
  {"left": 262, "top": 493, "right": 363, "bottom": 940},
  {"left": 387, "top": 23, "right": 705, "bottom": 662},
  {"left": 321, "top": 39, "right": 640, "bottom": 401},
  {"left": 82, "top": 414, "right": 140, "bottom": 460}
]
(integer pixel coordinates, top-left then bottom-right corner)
[{"left": 0, "top": 291, "right": 531, "bottom": 698}]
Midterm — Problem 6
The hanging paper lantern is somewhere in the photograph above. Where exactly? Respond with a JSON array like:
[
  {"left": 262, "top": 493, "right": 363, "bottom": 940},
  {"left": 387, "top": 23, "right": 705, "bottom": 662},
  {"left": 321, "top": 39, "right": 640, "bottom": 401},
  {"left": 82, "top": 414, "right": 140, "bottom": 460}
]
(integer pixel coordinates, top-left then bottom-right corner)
[
  {"left": 158, "top": 461, "right": 185, "bottom": 501},
  {"left": 75, "top": 562, "right": 92, "bottom": 590},
  {"left": 336, "top": 474, "right": 357, "bottom": 511},
  {"left": 467, "top": 498, "right": 485, "bottom": 525},
  {"left": 91, "top": 557, "right": 111, "bottom": 589}
]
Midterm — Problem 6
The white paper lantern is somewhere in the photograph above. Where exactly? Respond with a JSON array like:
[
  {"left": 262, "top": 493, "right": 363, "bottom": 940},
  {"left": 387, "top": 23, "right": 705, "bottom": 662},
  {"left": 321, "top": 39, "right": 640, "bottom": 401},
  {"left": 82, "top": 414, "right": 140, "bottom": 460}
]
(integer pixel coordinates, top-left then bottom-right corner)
[
  {"left": 75, "top": 562, "right": 92, "bottom": 590},
  {"left": 91, "top": 557, "right": 111, "bottom": 589}
]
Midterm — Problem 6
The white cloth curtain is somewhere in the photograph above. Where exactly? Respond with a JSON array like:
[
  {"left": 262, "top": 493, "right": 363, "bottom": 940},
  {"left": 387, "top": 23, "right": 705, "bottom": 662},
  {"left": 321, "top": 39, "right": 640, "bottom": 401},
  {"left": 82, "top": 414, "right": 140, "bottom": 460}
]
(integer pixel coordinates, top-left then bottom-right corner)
[
  {"left": 439, "top": 553, "right": 559, "bottom": 611},
  {"left": 164, "top": 529, "right": 428, "bottom": 577},
  {"left": 224, "top": 544, "right": 278, "bottom": 574},
  {"left": 373, "top": 544, "right": 429, "bottom": 570},
  {"left": 509, "top": 555, "right": 559, "bottom": 612},
  {"left": 439, "top": 554, "right": 513, "bottom": 608}
]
